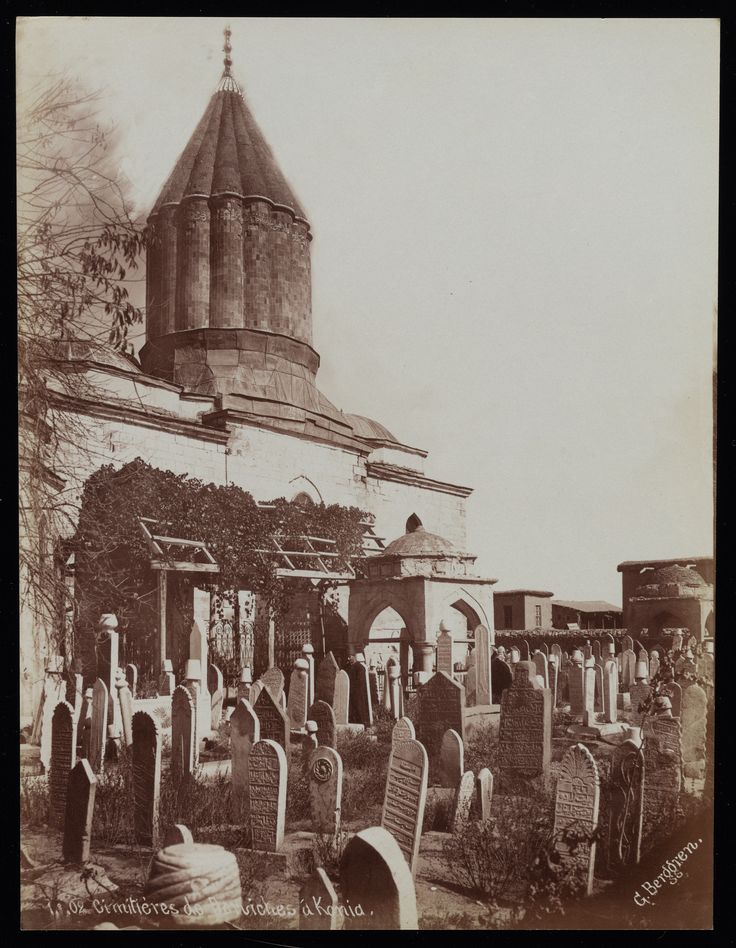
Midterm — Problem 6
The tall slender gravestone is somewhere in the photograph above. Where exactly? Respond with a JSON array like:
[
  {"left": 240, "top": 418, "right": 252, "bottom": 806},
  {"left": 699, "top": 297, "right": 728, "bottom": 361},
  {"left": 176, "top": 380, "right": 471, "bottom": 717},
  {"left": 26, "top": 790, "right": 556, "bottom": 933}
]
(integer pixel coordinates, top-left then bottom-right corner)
[
  {"left": 261, "top": 666, "right": 285, "bottom": 704},
  {"left": 477, "top": 767, "right": 493, "bottom": 821},
  {"left": 368, "top": 664, "right": 380, "bottom": 708},
  {"left": 533, "top": 651, "right": 549, "bottom": 688},
  {"left": 620, "top": 649, "right": 636, "bottom": 692},
  {"left": 340, "top": 827, "right": 419, "bottom": 930},
  {"left": 380, "top": 738, "right": 428, "bottom": 878},
  {"left": 159, "top": 659, "right": 175, "bottom": 696},
  {"left": 333, "top": 670, "right": 350, "bottom": 726},
  {"left": 288, "top": 659, "right": 310, "bottom": 729},
  {"left": 132, "top": 711, "right": 162, "bottom": 847},
  {"left": 583, "top": 643, "right": 593, "bottom": 661},
  {"left": 116, "top": 677, "right": 134, "bottom": 747},
  {"left": 208, "top": 663, "right": 224, "bottom": 732},
  {"left": 125, "top": 663, "right": 138, "bottom": 698},
  {"left": 49, "top": 701, "right": 77, "bottom": 829},
  {"left": 231, "top": 699, "right": 260, "bottom": 822},
  {"left": 681, "top": 683, "right": 707, "bottom": 779},
  {"left": 33, "top": 657, "right": 65, "bottom": 766},
  {"left": 521, "top": 639, "right": 532, "bottom": 661},
  {"left": 498, "top": 662, "right": 551, "bottom": 783},
  {"left": 417, "top": 671, "right": 465, "bottom": 761},
  {"left": 649, "top": 651, "right": 661, "bottom": 680},
  {"left": 316, "top": 652, "right": 339, "bottom": 706},
  {"left": 553, "top": 743, "right": 600, "bottom": 896},
  {"left": 89, "top": 678, "right": 109, "bottom": 774},
  {"left": 308, "top": 700, "right": 336, "bottom": 749},
  {"left": 622, "top": 634, "right": 634, "bottom": 654},
  {"left": 594, "top": 663, "right": 604, "bottom": 713},
  {"left": 439, "top": 729, "right": 464, "bottom": 789},
  {"left": 254, "top": 685, "right": 290, "bottom": 766},
  {"left": 308, "top": 746, "right": 343, "bottom": 836},
  {"left": 302, "top": 643, "right": 316, "bottom": 706},
  {"left": 349, "top": 660, "right": 373, "bottom": 726},
  {"left": 551, "top": 643, "right": 563, "bottom": 669},
  {"left": 603, "top": 660, "right": 618, "bottom": 723},
  {"left": 661, "top": 681, "right": 682, "bottom": 718},
  {"left": 392, "top": 716, "right": 416, "bottom": 748},
  {"left": 190, "top": 589, "right": 211, "bottom": 738},
  {"left": 475, "top": 625, "right": 493, "bottom": 706},
  {"left": 607, "top": 736, "right": 644, "bottom": 871},
  {"left": 592, "top": 641, "right": 602, "bottom": 664},
  {"left": 388, "top": 665, "right": 404, "bottom": 719},
  {"left": 584, "top": 658, "right": 596, "bottom": 719},
  {"left": 97, "top": 615, "right": 120, "bottom": 736},
  {"left": 568, "top": 654, "right": 586, "bottom": 717},
  {"left": 300, "top": 867, "right": 340, "bottom": 931},
  {"left": 491, "top": 657, "right": 513, "bottom": 704},
  {"left": 451, "top": 770, "right": 475, "bottom": 833},
  {"left": 548, "top": 655, "right": 559, "bottom": 708},
  {"left": 171, "top": 685, "right": 196, "bottom": 782},
  {"left": 465, "top": 653, "right": 477, "bottom": 706},
  {"left": 248, "top": 739, "right": 287, "bottom": 852},
  {"left": 436, "top": 628, "right": 453, "bottom": 677},
  {"left": 629, "top": 665, "right": 652, "bottom": 726},
  {"left": 63, "top": 759, "right": 96, "bottom": 864},
  {"left": 642, "top": 708, "right": 682, "bottom": 843}
]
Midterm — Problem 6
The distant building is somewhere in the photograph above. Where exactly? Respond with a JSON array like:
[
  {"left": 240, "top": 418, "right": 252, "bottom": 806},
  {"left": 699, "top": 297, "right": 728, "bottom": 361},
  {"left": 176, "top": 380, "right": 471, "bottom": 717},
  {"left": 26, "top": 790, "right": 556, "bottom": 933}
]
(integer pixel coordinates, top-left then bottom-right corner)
[
  {"left": 493, "top": 590, "right": 554, "bottom": 630},
  {"left": 617, "top": 557, "right": 714, "bottom": 642},
  {"left": 551, "top": 600, "right": 623, "bottom": 630}
]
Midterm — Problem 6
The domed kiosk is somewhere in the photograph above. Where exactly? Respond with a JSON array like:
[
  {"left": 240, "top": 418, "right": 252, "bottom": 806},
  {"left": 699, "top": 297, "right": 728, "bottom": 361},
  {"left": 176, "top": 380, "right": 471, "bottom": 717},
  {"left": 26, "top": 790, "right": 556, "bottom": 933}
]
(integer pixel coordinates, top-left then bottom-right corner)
[{"left": 618, "top": 557, "right": 714, "bottom": 642}]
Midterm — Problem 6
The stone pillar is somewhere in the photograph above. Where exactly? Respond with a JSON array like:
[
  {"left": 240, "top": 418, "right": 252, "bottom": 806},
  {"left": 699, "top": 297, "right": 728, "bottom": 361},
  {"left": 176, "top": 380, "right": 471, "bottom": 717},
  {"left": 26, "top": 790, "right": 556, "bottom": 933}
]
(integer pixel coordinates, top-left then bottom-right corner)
[{"left": 412, "top": 642, "right": 435, "bottom": 676}]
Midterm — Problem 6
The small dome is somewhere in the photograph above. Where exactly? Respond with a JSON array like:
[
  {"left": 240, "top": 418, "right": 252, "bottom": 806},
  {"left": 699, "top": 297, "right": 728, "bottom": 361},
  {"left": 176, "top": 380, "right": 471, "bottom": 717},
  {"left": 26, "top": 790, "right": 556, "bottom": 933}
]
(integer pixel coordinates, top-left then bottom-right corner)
[
  {"left": 635, "top": 565, "right": 709, "bottom": 597},
  {"left": 382, "top": 525, "right": 458, "bottom": 558},
  {"left": 344, "top": 413, "right": 399, "bottom": 444},
  {"left": 48, "top": 338, "right": 143, "bottom": 374}
]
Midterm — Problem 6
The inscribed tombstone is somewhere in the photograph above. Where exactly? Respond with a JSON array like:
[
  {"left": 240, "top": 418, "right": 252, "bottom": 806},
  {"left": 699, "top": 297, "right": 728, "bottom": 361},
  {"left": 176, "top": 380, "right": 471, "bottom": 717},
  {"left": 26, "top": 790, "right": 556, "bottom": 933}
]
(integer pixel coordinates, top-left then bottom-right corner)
[
  {"left": 681, "top": 683, "right": 707, "bottom": 778},
  {"left": 497, "top": 662, "right": 551, "bottom": 781},
  {"left": 231, "top": 699, "right": 260, "bottom": 821},
  {"left": 89, "top": 679, "right": 109, "bottom": 774},
  {"left": 629, "top": 681, "right": 652, "bottom": 726},
  {"left": 642, "top": 715, "right": 682, "bottom": 842},
  {"left": 248, "top": 739, "right": 287, "bottom": 852},
  {"left": 436, "top": 629, "right": 453, "bottom": 676},
  {"left": 553, "top": 743, "right": 600, "bottom": 895},
  {"left": 607, "top": 737, "right": 644, "bottom": 871},
  {"left": 392, "top": 717, "right": 416, "bottom": 748},
  {"left": 49, "top": 701, "right": 77, "bottom": 829},
  {"left": 288, "top": 660, "right": 310, "bottom": 729},
  {"left": 380, "top": 738, "right": 428, "bottom": 878},
  {"left": 254, "top": 686, "right": 290, "bottom": 765},
  {"left": 348, "top": 660, "right": 373, "bottom": 726},
  {"left": 340, "top": 826, "right": 419, "bottom": 930},
  {"left": 308, "top": 746, "right": 343, "bottom": 835},
  {"left": 533, "top": 651, "right": 549, "bottom": 688},
  {"left": 308, "top": 700, "right": 336, "bottom": 749},
  {"left": 261, "top": 666, "right": 285, "bottom": 703},
  {"left": 451, "top": 770, "right": 475, "bottom": 833},
  {"left": 132, "top": 711, "right": 162, "bottom": 846},
  {"left": 416, "top": 672, "right": 465, "bottom": 760}
]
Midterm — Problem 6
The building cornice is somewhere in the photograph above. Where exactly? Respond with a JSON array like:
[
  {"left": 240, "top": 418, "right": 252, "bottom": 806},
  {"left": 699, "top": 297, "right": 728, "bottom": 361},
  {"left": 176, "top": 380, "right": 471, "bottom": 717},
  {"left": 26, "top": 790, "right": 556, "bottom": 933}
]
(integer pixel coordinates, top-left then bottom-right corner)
[{"left": 366, "top": 462, "right": 473, "bottom": 498}]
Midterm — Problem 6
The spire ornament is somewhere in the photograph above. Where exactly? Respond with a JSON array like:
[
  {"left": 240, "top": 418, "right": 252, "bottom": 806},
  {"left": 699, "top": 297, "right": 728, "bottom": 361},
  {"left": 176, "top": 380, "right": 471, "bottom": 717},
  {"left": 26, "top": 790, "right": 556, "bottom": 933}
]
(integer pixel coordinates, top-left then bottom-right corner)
[{"left": 217, "top": 24, "right": 242, "bottom": 94}]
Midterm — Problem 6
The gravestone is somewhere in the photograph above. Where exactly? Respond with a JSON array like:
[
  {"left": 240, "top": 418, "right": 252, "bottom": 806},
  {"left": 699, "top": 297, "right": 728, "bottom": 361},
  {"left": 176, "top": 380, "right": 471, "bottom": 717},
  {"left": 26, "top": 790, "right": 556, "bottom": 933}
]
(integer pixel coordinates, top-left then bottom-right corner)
[
  {"left": 540, "top": 642, "right": 549, "bottom": 657},
  {"left": 568, "top": 659, "right": 586, "bottom": 716},
  {"left": 62, "top": 759, "right": 96, "bottom": 863},
  {"left": 32, "top": 657, "right": 65, "bottom": 760},
  {"left": 451, "top": 770, "right": 476, "bottom": 833},
  {"left": 548, "top": 655, "right": 559, "bottom": 708},
  {"left": 583, "top": 643, "right": 593, "bottom": 661},
  {"left": 163, "top": 824, "right": 193, "bottom": 847},
  {"left": 171, "top": 685, "right": 196, "bottom": 782},
  {"left": 89, "top": 678, "right": 109, "bottom": 774},
  {"left": 622, "top": 634, "right": 634, "bottom": 653},
  {"left": 288, "top": 659, "right": 310, "bottom": 729},
  {"left": 387, "top": 665, "right": 404, "bottom": 719},
  {"left": 97, "top": 617, "right": 120, "bottom": 736},
  {"left": 302, "top": 721, "right": 319, "bottom": 767},
  {"left": 49, "top": 701, "right": 77, "bottom": 829},
  {"left": 417, "top": 672, "right": 465, "bottom": 761},
  {"left": 681, "top": 683, "right": 707, "bottom": 779},
  {"left": 392, "top": 716, "right": 416, "bottom": 748},
  {"left": 551, "top": 643, "right": 563, "bottom": 668},
  {"left": 629, "top": 680, "right": 652, "bottom": 726},
  {"left": 607, "top": 736, "right": 644, "bottom": 871},
  {"left": 300, "top": 867, "right": 340, "bottom": 931},
  {"left": 509, "top": 647, "right": 521, "bottom": 664},
  {"left": 620, "top": 649, "right": 636, "bottom": 692},
  {"left": 308, "top": 700, "right": 336, "bottom": 749},
  {"left": 248, "top": 739, "right": 287, "bottom": 852},
  {"left": 436, "top": 629, "right": 453, "bottom": 676},
  {"left": 465, "top": 655, "right": 477, "bottom": 707},
  {"left": 584, "top": 659, "right": 596, "bottom": 719},
  {"left": 190, "top": 590, "right": 210, "bottom": 737},
  {"left": 477, "top": 767, "right": 493, "bottom": 821},
  {"left": 237, "top": 667, "right": 252, "bottom": 702},
  {"left": 261, "top": 666, "right": 285, "bottom": 704},
  {"left": 132, "top": 711, "right": 162, "bottom": 847},
  {"left": 125, "top": 663, "right": 138, "bottom": 698},
  {"left": 381, "top": 738, "right": 428, "bottom": 878},
  {"left": 661, "top": 680, "right": 682, "bottom": 718},
  {"left": 439, "top": 729, "right": 464, "bottom": 789},
  {"left": 348, "top": 660, "right": 373, "bottom": 726},
  {"left": 497, "top": 662, "right": 551, "bottom": 782},
  {"left": 649, "top": 651, "right": 661, "bottom": 680},
  {"left": 333, "top": 670, "right": 350, "bottom": 725},
  {"left": 207, "top": 663, "right": 224, "bottom": 731},
  {"left": 302, "top": 643, "right": 316, "bottom": 706},
  {"left": 340, "top": 826, "right": 419, "bottom": 930},
  {"left": 116, "top": 679, "right": 134, "bottom": 747},
  {"left": 638, "top": 648, "right": 649, "bottom": 671},
  {"left": 254, "top": 686, "right": 290, "bottom": 765},
  {"left": 592, "top": 641, "right": 602, "bottom": 664},
  {"left": 380, "top": 667, "right": 391, "bottom": 710},
  {"left": 368, "top": 666, "right": 380, "bottom": 708},
  {"left": 642, "top": 712, "right": 682, "bottom": 842},
  {"left": 308, "top": 746, "right": 343, "bottom": 835},
  {"left": 475, "top": 625, "right": 493, "bottom": 705},
  {"left": 316, "top": 652, "right": 339, "bottom": 706},
  {"left": 248, "top": 681, "right": 264, "bottom": 708},
  {"left": 521, "top": 639, "right": 532, "bottom": 661},
  {"left": 230, "top": 699, "right": 260, "bottom": 822},
  {"left": 81, "top": 688, "right": 93, "bottom": 758},
  {"left": 533, "top": 651, "right": 549, "bottom": 688},
  {"left": 593, "top": 664, "right": 604, "bottom": 713},
  {"left": 159, "top": 659, "right": 175, "bottom": 696},
  {"left": 554, "top": 743, "right": 600, "bottom": 895},
  {"left": 603, "top": 660, "right": 618, "bottom": 723}
]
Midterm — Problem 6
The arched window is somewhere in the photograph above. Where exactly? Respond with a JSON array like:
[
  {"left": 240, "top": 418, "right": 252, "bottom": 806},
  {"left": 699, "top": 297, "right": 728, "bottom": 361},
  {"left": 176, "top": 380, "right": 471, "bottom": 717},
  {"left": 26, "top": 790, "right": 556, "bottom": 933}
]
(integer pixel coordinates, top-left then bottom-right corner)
[{"left": 406, "top": 513, "right": 423, "bottom": 533}]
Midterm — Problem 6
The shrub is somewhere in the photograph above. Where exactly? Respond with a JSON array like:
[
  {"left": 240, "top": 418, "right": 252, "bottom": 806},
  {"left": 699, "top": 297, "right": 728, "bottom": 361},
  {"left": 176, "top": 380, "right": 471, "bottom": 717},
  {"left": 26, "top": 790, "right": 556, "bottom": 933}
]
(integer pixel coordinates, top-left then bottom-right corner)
[
  {"left": 465, "top": 723, "right": 497, "bottom": 774},
  {"left": 285, "top": 764, "right": 311, "bottom": 826},
  {"left": 21, "top": 777, "right": 50, "bottom": 828},
  {"left": 311, "top": 830, "right": 349, "bottom": 880}
]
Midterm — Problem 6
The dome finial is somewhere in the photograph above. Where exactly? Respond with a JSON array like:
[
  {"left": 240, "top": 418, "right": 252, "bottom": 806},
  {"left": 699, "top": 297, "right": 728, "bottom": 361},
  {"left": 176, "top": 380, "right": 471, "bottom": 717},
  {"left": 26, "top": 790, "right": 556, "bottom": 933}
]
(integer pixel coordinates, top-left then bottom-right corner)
[{"left": 223, "top": 23, "right": 233, "bottom": 76}]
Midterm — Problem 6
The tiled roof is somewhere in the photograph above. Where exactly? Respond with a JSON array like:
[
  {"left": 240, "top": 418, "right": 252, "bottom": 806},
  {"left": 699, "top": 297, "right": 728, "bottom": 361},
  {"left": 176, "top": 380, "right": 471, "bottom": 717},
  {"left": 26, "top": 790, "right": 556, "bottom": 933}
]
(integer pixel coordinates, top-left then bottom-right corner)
[
  {"left": 344, "top": 414, "right": 399, "bottom": 444},
  {"left": 150, "top": 86, "right": 307, "bottom": 222},
  {"left": 552, "top": 600, "right": 622, "bottom": 613}
]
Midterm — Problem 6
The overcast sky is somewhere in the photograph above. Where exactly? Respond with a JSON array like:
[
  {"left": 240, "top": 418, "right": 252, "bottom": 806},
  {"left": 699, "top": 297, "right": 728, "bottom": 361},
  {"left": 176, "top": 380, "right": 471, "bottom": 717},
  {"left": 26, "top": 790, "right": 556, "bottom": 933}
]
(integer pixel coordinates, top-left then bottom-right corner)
[{"left": 17, "top": 17, "right": 718, "bottom": 605}]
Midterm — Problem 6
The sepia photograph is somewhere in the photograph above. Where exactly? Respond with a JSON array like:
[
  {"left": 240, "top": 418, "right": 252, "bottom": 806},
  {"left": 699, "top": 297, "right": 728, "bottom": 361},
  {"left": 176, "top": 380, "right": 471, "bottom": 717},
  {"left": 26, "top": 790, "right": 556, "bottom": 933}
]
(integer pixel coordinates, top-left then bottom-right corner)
[{"left": 18, "top": 16, "right": 717, "bottom": 932}]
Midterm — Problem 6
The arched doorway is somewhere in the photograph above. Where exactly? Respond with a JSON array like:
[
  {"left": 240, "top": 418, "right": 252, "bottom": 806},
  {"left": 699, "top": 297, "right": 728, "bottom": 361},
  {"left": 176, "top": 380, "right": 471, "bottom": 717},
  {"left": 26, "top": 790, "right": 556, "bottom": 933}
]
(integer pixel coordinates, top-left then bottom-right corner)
[
  {"left": 649, "top": 610, "right": 687, "bottom": 641},
  {"left": 438, "top": 598, "right": 483, "bottom": 670},
  {"left": 364, "top": 605, "right": 413, "bottom": 686}
]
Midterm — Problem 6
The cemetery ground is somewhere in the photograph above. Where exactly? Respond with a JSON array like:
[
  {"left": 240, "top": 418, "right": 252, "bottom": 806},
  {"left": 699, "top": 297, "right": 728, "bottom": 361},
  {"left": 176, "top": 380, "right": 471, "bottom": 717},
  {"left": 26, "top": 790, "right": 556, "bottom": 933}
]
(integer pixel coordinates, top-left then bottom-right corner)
[{"left": 20, "top": 699, "right": 711, "bottom": 931}]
